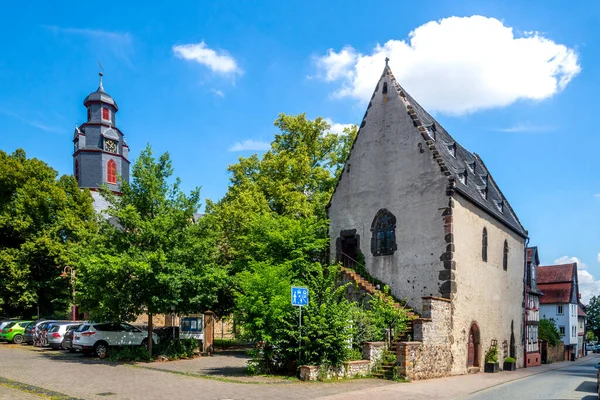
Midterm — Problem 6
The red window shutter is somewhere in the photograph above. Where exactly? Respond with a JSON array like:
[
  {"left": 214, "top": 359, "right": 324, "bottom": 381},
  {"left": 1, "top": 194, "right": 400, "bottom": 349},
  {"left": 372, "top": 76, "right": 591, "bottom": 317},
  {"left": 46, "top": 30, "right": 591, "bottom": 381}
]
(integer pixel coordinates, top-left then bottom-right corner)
[
  {"left": 102, "top": 108, "right": 110, "bottom": 120},
  {"left": 107, "top": 160, "right": 117, "bottom": 184}
]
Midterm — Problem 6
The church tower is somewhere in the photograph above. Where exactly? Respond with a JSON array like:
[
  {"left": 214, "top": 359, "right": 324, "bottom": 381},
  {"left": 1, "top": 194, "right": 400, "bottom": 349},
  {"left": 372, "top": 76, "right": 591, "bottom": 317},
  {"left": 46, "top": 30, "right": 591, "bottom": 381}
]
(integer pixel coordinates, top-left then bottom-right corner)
[{"left": 73, "top": 72, "right": 130, "bottom": 211}]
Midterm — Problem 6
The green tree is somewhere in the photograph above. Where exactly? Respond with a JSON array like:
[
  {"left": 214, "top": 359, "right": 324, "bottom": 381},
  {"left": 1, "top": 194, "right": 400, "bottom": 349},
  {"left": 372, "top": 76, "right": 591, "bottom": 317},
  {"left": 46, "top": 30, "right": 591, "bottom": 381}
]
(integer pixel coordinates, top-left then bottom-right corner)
[
  {"left": 586, "top": 296, "right": 600, "bottom": 339},
  {"left": 539, "top": 318, "right": 561, "bottom": 346},
  {"left": 77, "top": 145, "right": 223, "bottom": 353},
  {"left": 0, "top": 149, "right": 95, "bottom": 317}
]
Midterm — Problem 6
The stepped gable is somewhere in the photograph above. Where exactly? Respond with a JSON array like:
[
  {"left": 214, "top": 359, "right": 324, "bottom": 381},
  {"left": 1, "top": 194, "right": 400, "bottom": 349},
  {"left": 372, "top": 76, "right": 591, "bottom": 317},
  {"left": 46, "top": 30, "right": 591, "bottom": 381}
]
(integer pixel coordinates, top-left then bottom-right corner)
[{"left": 328, "top": 61, "right": 527, "bottom": 238}]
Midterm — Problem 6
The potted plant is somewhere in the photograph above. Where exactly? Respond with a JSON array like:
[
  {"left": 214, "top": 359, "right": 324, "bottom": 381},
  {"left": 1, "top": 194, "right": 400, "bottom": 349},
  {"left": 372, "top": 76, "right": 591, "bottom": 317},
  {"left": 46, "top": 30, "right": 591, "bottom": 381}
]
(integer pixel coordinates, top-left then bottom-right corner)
[
  {"left": 503, "top": 356, "right": 516, "bottom": 371},
  {"left": 484, "top": 345, "right": 499, "bottom": 373}
]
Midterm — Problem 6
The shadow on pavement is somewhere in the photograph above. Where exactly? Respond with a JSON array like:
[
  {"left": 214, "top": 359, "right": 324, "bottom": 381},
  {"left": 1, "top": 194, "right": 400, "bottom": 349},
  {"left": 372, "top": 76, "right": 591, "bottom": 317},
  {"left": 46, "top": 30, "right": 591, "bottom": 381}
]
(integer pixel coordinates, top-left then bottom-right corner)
[{"left": 575, "top": 380, "right": 597, "bottom": 394}]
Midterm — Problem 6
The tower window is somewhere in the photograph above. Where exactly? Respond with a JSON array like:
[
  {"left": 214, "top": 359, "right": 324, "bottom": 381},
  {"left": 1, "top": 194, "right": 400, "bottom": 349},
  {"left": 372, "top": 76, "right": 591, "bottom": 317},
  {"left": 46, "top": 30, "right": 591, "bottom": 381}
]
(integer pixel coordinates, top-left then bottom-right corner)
[
  {"left": 371, "top": 209, "right": 397, "bottom": 256},
  {"left": 503, "top": 240, "right": 509, "bottom": 271},
  {"left": 75, "top": 160, "right": 79, "bottom": 183},
  {"left": 107, "top": 159, "right": 117, "bottom": 184},
  {"left": 102, "top": 108, "right": 110, "bottom": 121},
  {"left": 382, "top": 82, "right": 388, "bottom": 94},
  {"left": 482, "top": 227, "right": 488, "bottom": 262}
]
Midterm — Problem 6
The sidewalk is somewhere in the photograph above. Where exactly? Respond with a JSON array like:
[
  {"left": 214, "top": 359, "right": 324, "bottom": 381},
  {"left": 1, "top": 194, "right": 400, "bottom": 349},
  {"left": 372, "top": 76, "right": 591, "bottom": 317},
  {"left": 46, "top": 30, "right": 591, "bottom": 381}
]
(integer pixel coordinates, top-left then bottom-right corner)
[{"left": 317, "top": 354, "right": 597, "bottom": 400}]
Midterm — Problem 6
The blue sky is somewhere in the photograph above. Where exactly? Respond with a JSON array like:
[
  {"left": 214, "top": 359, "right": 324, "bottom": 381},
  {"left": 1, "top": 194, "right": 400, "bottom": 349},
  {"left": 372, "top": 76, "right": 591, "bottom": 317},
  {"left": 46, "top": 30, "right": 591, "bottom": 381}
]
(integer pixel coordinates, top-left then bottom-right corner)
[{"left": 1, "top": 1, "right": 599, "bottom": 300}]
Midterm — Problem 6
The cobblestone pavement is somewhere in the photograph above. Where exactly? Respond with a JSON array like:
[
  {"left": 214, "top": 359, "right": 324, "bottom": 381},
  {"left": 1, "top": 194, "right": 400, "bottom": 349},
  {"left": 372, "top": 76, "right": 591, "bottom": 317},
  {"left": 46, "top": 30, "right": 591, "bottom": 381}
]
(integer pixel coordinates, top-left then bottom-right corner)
[
  {"left": 2, "top": 343, "right": 596, "bottom": 400},
  {"left": 0, "top": 344, "right": 392, "bottom": 399}
]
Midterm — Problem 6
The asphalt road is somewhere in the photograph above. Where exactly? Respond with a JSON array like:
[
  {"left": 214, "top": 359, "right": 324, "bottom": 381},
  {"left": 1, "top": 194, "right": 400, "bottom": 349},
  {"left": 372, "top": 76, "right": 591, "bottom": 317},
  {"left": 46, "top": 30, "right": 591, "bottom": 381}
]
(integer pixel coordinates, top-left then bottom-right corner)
[{"left": 466, "top": 357, "right": 599, "bottom": 400}]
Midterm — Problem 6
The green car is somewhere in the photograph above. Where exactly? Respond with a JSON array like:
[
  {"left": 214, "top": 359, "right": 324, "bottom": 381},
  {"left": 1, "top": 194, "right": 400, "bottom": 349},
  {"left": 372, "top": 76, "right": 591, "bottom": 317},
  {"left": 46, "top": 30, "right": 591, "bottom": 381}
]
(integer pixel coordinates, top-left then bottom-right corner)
[{"left": 1, "top": 320, "right": 33, "bottom": 344}]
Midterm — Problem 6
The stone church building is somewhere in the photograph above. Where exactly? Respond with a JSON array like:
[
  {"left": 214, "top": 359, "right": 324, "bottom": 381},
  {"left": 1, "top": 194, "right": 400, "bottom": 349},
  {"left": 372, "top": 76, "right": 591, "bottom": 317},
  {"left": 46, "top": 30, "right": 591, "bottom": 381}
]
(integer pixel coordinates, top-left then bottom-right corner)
[
  {"left": 328, "top": 60, "right": 528, "bottom": 376},
  {"left": 73, "top": 72, "right": 130, "bottom": 211}
]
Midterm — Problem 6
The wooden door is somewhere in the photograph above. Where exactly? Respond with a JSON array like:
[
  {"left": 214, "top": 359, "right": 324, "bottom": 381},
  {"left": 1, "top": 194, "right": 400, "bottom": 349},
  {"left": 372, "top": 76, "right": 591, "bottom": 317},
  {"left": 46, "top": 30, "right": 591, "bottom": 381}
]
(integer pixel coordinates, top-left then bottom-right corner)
[{"left": 468, "top": 331, "right": 475, "bottom": 367}]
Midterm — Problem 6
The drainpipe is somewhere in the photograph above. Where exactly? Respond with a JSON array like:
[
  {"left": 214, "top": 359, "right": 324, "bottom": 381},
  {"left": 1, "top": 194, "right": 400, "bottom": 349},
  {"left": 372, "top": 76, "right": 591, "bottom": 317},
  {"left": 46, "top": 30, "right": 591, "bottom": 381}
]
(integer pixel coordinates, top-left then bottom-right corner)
[{"left": 523, "top": 237, "right": 530, "bottom": 368}]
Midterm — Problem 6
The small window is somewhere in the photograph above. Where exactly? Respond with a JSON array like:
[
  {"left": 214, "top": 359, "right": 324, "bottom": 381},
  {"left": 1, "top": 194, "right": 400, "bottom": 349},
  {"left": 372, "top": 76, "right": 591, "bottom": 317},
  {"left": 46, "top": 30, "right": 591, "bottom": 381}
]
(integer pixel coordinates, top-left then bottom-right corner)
[
  {"left": 559, "top": 326, "right": 565, "bottom": 336},
  {"left": 107, "top": 159, "right": 117, "bottom": 184},
  {"left": 447, "top": 143, "right": 456, "bottom": 158},
  {"left": 503, "top": 240, "right": 509, "bottom": 271},
  {"left": 467, "top": 161, "right": 475, "bottom": 173},
  {"left": 426, "top": 125, "right": 436, "bottom": 141},
  {"left": 495, "top": 200, "right": 504, "bottom": 213},
  {"left": 480, "top": 174, "right": 488, "bottom": 184},
  {"left": 102, "top": 108, "right": 110, "bottom": 121},
  {"left": 557, "top": 305, "right": 564, "bottom": 315},
  {"left": 382, "top": 82, "right": 388, "bottom": 94},
  {"left": 479, "top": 186, "right": 488, "bottom": 200},
  {"left": 458, "top": 170, "right": 467, "bottom": 185},
  {"left": 371, "top": 209, "right": 397, "bottom": 256},
  {"left": 482, "top": 228, "right": 488, "bottom": 262}
]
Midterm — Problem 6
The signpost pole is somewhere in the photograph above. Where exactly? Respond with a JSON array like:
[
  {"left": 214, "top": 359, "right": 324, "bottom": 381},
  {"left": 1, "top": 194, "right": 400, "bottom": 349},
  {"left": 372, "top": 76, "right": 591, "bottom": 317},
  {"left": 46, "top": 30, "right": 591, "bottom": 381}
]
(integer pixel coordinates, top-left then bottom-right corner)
[{"left": 299, "top": 305, "right": 302, "bottom": 365}]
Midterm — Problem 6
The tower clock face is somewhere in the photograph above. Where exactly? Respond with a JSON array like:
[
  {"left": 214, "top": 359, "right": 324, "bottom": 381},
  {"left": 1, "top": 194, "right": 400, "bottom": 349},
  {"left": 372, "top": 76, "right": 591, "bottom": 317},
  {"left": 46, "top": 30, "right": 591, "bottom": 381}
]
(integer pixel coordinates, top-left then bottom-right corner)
[{"left": 104, "top": 139, "right": 118, "bottom": 153}]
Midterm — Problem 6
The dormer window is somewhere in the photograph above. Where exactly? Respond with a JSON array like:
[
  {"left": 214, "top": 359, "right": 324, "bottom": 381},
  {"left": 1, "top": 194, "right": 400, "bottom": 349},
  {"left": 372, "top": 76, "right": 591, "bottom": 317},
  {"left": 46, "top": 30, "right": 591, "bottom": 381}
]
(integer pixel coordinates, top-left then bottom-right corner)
[
  {"left": 480, "top": 174, "right": 488, "bottom": 184},
  {"left": 426, "top": 125, "right": 436, "bottom": 141},
  {"left": 102, "top": 108, "right": 110, "bottom": 121},
  {"left": 382, "top": 82, "right": 388, "bottom": 94},
  {"left": 479, "top": 186, "right": 488, "bottom": 199},
  {"left": 447, "top": 142, "right": 456, "bottom": 158},
  {"left": 458, "top": 170, "right": 467, "bottom": 185},
  {"left": 467, "top": 161, "right": 475, "bottom": 173},
  {"left": 495, "top": 200, "right": 504, "bottom": 213}
]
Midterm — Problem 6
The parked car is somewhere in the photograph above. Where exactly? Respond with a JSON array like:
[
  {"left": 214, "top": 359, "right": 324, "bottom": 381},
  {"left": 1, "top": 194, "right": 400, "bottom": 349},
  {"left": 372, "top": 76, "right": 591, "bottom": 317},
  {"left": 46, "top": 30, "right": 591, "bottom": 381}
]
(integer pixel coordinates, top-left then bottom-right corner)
[
  {"left": 594, "top": 344, "right": 600, "bottom": 354},
  {"left": 23, "top": 322, "right": 37, "bottom": 345},
  {"left": 587, "top": 343, "right": 595, "bottom": 352},
  {"left": 73, "top": 322, "right": 159, "bottom": 357},
  {"left": 0, "top": 320, "right": 33, "bottom": 344},
  {"left": 61, "top": 326, "right": 80, "bottom": 352},
  {"left": 32, "top": 320, "right": 57, "bottom": 347},
  {"left": 47, "top": 323, "right": 81, "bottom": 350},
  {"left": 0, "top": 320, "right": 15, "bottom": 335}
]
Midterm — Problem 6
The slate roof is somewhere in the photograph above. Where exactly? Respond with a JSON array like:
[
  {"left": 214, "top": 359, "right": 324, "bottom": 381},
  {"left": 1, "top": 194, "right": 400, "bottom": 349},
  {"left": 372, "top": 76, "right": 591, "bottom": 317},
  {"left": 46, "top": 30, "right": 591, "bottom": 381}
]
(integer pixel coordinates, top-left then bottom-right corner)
[
  {"left": 83, "top": 73, "right": 119, "bottom": 109},
  {"left": 383, "top": 65, "right": 527, "bottom": 238},
  {"left": 538, "top": 282, "right": 572, "bottom": 304},
  {"left": 537, "top": 263, "right": 575, "bottom": 283}
]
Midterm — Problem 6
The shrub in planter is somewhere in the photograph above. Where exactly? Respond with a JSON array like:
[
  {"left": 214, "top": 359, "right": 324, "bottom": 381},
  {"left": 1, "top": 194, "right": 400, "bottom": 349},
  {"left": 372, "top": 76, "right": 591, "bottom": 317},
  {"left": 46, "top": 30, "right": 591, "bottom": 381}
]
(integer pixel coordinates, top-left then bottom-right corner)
[
  {"left": 503, "top": 356, "right": 516, "bottom": 371},
  {"left": 484, "top": 345, "right": 499, "bottom": 373}
]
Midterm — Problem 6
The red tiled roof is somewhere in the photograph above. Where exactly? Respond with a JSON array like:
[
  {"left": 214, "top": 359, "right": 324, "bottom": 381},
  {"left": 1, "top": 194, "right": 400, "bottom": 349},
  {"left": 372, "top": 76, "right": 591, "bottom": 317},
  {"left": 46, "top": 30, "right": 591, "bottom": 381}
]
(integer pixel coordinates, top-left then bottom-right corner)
[
  {"left": 538, "top": 282, "right": 572, "bottom": 304},
  {"left": 579, "top": 306, "right": 587, "bottom": 317},
  {"left": 537, "top": 264, "right": 575, "bottom": 284}
]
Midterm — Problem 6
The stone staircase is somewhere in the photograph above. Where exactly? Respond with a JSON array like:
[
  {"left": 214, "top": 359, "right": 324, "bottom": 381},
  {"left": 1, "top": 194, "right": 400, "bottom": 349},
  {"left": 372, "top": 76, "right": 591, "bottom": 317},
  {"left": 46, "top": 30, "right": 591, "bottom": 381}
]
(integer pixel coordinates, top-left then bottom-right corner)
[{"left": 339, "top": 267, "right": 419, "bottom": 380}]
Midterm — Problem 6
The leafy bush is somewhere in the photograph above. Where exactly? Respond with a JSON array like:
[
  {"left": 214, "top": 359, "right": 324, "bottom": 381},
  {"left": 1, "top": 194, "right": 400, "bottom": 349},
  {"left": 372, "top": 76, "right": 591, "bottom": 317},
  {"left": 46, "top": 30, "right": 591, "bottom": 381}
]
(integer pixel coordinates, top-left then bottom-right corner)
[
  {"left": 348, "top": 347, "right": 363, "bottom": 361},
  {"left": 155, "top": 338, "right": 199, "bottom": 360},
  {"left": 108, "top": 346, "right": 152, "bottom": 362},
  {"left": 539, "top": 318, "right": 561, "bottom": 346},
  {"left": 484, "top": 345, "right": 498, "bottom": 364},
  {"left": 504, "top": 356, "right": 516, "bottom": 363}
]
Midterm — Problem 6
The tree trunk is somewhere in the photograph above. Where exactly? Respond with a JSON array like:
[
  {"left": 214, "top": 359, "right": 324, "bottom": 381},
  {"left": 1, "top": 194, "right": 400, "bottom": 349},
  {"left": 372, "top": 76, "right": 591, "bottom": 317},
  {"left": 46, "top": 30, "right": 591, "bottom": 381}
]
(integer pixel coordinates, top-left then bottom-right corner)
[{"left": 148, "top": 313, "right": 153, "bottom": 355}]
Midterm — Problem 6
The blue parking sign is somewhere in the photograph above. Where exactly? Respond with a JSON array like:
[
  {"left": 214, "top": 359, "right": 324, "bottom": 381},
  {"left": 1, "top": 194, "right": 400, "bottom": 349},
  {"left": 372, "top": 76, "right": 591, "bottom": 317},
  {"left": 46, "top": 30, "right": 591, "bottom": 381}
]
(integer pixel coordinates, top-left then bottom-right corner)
[{"left": 291, "top": 286, "right": 309, "bottom": 306}]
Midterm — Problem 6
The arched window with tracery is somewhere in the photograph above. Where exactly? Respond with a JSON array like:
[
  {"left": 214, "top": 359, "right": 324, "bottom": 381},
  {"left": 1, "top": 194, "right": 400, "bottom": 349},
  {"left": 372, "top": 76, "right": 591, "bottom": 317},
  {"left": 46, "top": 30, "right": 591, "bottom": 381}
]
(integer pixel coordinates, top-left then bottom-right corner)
[
  {"left": 482, "top": 228, "right": 488, "bottom": 262},
  {"left": 75, "top": 160, "right": 79, "bottom": 183},
  {"left": 107, "top": 159, "right": 117, "bottom": 184},
  {"left": 371, "top": 209, "right": 397, "bottom": 256},
  {"left": 503, "top": 240, "right": 509, "bottom": 271}
]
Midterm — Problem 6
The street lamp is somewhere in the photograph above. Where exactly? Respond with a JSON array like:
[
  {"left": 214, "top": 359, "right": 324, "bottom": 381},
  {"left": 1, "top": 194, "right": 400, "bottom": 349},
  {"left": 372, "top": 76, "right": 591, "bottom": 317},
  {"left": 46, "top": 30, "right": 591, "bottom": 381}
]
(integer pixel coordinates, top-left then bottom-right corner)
[{"left": 60, "top": 266, "right": 77, "bottom": 321}]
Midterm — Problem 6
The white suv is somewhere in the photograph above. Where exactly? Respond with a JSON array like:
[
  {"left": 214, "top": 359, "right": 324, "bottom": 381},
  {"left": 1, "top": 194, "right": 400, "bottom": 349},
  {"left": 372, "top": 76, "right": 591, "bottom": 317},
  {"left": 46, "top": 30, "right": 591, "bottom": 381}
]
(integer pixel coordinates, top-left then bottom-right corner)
[{"left": 73, "top": 322, "right": 159, "bottom": 357}]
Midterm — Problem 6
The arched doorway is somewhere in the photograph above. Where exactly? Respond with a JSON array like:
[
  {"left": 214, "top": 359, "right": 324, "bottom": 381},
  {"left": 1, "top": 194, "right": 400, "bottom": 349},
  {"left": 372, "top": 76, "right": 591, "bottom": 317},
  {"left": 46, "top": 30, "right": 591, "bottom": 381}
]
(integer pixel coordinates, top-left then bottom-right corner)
[{"left": 467, "top": 323, "right": 480, "bottom": 368}]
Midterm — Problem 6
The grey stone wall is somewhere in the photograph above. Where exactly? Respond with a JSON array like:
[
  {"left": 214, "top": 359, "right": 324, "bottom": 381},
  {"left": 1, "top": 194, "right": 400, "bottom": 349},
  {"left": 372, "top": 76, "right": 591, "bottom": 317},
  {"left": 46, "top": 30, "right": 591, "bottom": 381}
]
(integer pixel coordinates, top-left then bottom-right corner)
[
  {"left": 299, "top": 360, "right": 371, "bottom": 381},
  {"left": 398, "top": 297, "right": 453, "bottom": 380}
]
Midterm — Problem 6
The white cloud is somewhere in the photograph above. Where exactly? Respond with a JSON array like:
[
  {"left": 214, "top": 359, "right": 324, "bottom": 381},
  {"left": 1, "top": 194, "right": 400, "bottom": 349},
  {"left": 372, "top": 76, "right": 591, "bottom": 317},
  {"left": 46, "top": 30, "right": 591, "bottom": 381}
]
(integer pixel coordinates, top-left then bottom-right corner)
[
  {"left": 211, "top": 88, "right": 225, "bottom": 98},
  {"left": 228, "top": 139, "right": 270, "bottom": 152},
  {"left": 0, "top": 109, "right": 63, "bottom": 134},
  {"left": 594, "top": 194, "right": 600, "bottom": 198},
  {"left": 597, "top": 253, "right": 600, "bottom": 264},
  {"left": 314, "top": 16, "right": 580, "bottom": 115},
  {"left": 492, "top": 123, "right": 557, "bottom": 133},
  {"left": 173, "top": 42, "right": 242, "bottom": 76},
  {"left": 324, "top": 118, "right": 355, "bottom": 136},
  {"left": 555, "top": 256, "right": 597, "bottom": 304}
]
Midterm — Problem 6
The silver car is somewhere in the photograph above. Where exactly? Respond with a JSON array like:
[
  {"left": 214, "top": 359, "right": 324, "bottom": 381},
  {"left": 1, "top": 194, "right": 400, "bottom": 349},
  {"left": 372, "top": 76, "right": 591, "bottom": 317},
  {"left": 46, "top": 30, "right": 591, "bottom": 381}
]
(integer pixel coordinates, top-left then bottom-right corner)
[{"left": 47, "top": 322, "right": 80, "bottom": 350}]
